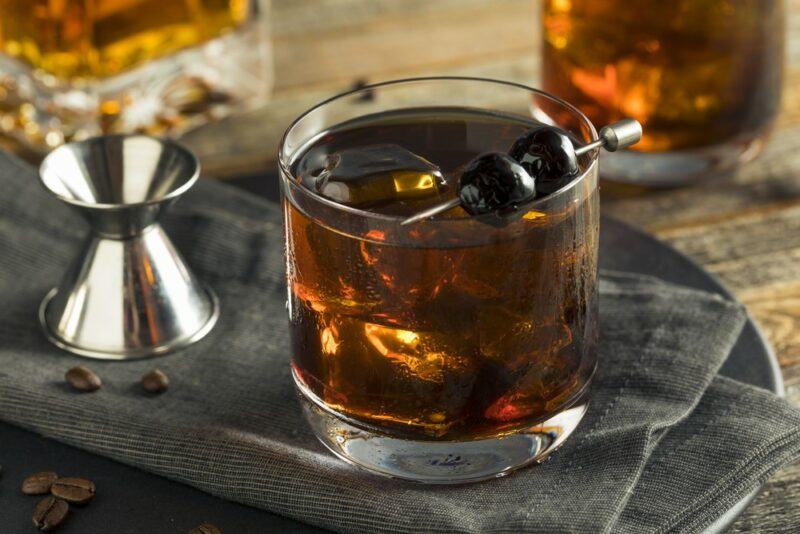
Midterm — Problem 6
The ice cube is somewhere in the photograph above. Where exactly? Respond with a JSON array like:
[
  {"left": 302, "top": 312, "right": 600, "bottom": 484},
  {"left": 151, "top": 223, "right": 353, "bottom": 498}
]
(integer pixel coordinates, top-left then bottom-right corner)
[
  {"left": 299, "top": 144, "right": 446, "bottom": 208},
  {"left": 363, "top": 322, "right": 475, "bottom": 384},
  {"left": 470, "top": 308, "right": 574, "bottom": 422},
  {"left": 478, "top": 310, "right": 572, "bottom": 363},
  {"left": 362, "top": 321, "right": 478, "bottom": 436},
  {"left": 483, "top": 353, "right": 580, "bottom": 422}
]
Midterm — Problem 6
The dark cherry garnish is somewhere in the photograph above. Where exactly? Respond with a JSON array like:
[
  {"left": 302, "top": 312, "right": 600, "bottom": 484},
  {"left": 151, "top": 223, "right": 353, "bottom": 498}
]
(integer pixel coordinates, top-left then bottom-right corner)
[
  {"left": 458, "top": 152, "right": 536, "bottom": 217},
  {"left": 401, "top": 119, "right": 642, "bottom": 226},
  {"left": 508, "top": 126, "right": 580, "bottom": 196}
]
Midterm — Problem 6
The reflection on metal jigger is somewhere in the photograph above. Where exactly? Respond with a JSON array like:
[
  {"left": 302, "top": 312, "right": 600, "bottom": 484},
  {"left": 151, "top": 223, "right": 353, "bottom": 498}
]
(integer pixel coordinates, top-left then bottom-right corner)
[{"left": 38, "top": 134, "right": 219, "bottom": 360}]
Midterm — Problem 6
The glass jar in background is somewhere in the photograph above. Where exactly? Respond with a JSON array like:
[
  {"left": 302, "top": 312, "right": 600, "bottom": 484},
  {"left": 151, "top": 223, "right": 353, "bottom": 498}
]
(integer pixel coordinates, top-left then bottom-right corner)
[
  {"left": 0, "top": 0, "right": 272, "bottom": 157},
  {"left": 542, "top": 0, "right": 784, "bottom": 185}
]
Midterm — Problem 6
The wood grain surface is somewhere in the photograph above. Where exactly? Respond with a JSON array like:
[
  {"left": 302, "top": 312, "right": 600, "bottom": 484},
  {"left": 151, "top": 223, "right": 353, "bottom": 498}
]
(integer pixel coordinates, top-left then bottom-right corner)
[
  {"left": 602, "top": 5, "right": 800, "bottom": 530},
  {"left": 182, "top": 0, "right": 800, "bottom": 530}
]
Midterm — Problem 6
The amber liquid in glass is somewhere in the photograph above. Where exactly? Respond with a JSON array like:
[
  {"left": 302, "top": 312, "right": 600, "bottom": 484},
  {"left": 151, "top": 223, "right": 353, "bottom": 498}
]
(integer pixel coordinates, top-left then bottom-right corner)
[
  {"left": 285, "top": 109, "right": 597, "bottom": 441},
  {"left": 542, "top": 0, "right": 783, "bottom": 152},
  {"left": 0, "top": 0, "right": 248, "bottom": 80}
]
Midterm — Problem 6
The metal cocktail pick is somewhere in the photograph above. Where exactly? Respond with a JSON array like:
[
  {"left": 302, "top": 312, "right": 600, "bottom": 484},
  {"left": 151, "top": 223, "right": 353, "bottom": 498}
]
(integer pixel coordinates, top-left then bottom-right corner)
[
  {"left": 38, "top": 135, "right": 220, "bottom": 359},
  {"left": 400, "top": 118, "right": 643, "bottom": 226}
]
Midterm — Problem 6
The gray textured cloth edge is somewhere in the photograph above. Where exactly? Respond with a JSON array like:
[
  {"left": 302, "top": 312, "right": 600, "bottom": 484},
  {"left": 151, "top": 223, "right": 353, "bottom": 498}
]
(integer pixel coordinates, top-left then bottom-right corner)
[{"left": 0, "top": 150, "right": 799, "bottom": 533}]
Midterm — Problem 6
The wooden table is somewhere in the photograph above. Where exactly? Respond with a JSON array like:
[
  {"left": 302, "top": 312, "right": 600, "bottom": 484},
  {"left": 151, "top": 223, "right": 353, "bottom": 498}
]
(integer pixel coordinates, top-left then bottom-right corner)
[
  {"left": 181, "top": 0, "right": 800, "bottom": 532},
  {"left": 0, "top": 0, "right": 793, "bottom": 530},
  {"left": 182, "top": 1, "right": 800, "bottom": 529}
]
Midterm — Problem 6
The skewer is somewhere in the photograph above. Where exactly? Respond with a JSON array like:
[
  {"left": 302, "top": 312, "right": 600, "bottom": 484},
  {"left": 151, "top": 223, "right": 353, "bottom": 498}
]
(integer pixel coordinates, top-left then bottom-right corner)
[
  {"left": 400, "top": 197, "right": 461, "bottom": 225},
  {"left": 400, "top": 119, "right": 642, "bottom": 226},
  {"left": 574, "top": 118, "right": 642, "bottom": 156}
]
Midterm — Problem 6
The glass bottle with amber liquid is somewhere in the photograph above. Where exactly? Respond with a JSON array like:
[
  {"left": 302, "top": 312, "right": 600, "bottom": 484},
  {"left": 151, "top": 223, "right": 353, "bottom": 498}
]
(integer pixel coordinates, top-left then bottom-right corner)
[
  {"left": 0, "top": 0, "right": 271, "bottom": 155},
  {"left": 542, "top": 0, "right": 784, "bottom": 185}
]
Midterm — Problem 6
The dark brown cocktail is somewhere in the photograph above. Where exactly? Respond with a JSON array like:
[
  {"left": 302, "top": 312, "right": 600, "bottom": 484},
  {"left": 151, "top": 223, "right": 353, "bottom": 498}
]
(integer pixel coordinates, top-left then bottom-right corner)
[{"left": 280, "top": 79, "right": 600, "bottom": 483}]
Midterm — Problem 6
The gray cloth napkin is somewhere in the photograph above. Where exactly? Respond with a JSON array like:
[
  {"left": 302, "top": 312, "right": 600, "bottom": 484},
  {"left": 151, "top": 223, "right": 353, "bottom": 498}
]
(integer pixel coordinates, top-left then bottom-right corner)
[{"left": 1, "top": 150, "right": 799, "bottom": 533}]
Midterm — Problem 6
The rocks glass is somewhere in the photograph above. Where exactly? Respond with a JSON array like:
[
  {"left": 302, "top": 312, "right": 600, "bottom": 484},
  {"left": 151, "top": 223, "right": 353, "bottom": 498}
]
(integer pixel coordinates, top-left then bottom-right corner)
[{"left": 280, "top": 78, "right": 599, "bottom": 483}]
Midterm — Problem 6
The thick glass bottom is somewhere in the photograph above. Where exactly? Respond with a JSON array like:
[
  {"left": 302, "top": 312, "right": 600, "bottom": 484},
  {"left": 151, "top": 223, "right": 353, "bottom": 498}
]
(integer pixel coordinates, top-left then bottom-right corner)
[
  {"left": 295, "top": 374, "right": 589, "bottom": 484},
  {"left": 599, "top": 129, "right": 769, "bottom": 187}
]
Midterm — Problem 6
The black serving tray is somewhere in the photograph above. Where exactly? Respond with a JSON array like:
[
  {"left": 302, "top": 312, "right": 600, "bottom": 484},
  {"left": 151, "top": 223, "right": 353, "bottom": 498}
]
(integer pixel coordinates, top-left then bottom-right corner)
[{"left": 0, "top": 208, "right": 781, "bottom": 533}]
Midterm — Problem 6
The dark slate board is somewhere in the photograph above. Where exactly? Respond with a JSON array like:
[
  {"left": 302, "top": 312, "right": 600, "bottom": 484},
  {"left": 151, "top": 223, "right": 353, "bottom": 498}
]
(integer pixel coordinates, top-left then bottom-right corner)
[{"left": 0, "top": 205, "right": 781, "bottom": 533}]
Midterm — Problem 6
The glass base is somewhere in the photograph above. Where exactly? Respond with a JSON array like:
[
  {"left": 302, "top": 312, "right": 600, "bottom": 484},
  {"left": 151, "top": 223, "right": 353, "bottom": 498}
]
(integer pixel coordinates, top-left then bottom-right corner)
[
  {"left": 296, "top": 376, "right": 589, "bottom": 484},
  {"left": 600, "top": 129, "right": 769, "bottom": 187}
]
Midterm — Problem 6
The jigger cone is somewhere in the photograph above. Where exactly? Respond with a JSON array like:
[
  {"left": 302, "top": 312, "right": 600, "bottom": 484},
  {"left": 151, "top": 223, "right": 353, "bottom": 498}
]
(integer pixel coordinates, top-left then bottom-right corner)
[{"left": 38, "top": 135, "right": 219, "bottom": 359}]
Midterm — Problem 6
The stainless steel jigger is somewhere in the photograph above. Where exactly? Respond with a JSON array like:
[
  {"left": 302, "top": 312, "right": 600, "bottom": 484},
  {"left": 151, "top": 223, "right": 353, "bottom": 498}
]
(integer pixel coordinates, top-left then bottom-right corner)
[{"left": 38, "top": 134, "right": 219, "bottom": 359}]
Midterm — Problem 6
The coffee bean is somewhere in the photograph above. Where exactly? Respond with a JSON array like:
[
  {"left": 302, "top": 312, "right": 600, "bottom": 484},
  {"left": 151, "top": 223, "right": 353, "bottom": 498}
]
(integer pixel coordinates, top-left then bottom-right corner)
[
  {"left": 141, "top": 369, "right": 169, "bottom": 394},
  {"left": 51, "top": 477, "right": 95, "bottom": 505},
  {"left": 22, "top": 471, "right": 58, "bottom": 495},
  {"left": 32, "top": 496, "right": 68, "bottom": 531},
  {"left": 189, "top": 523, "right": 222, "bottom": 534},
  {"left": 65, "top": 366, "right": 101, "bottom": 392}
]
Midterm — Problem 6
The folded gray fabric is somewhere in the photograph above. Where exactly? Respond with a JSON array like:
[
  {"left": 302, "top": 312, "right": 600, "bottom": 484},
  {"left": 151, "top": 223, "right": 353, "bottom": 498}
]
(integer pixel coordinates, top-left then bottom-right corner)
[{"left": 1, "top": 150, "right": 799, "bottom": 533}]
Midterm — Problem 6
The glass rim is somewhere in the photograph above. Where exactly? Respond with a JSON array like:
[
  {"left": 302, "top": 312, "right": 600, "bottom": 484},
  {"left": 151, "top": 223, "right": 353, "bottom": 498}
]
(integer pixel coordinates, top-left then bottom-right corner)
[
  {"left": 39, "top": 134, "right": 200, "bottom": 211},
  {"left": 278, "top": 76, "right": 599, "bottom": 223}
]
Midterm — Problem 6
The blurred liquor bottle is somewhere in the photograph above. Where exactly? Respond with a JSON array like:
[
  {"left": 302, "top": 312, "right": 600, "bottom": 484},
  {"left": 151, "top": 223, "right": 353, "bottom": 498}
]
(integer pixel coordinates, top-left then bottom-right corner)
[
  {"left": 542, "top": 0, "right": 784, "bottom": 185},
  {"left": 0, "top": 0, "right": 271, "bottom": 157}
]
